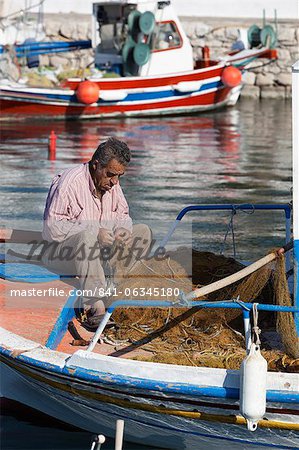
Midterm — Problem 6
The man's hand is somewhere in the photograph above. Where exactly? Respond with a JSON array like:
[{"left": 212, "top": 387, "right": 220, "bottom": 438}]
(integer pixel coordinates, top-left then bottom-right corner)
[
  {"left": 114, "top": 227, "right": 132, "bottom": 246},
  {"left": 98, "top": 228, "right": 115, "bottom": 246}
]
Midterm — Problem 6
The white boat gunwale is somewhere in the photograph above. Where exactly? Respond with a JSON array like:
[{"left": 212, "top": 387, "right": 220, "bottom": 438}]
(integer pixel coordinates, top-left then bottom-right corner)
[{"left": 0, "top": 328, "right": 298, "bottom": 404}]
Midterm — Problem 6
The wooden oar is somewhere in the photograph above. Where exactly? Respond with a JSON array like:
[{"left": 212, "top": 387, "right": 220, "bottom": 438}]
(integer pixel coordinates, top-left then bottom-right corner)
[
  {"left": 111, "top": 244, "right": 293, "bottom": 357},
  {"left": 187, "top": 240, "right": 293, "bottom": 301},
  {"left": 186, "top": 252, "right": 277, "bottom": 300}
]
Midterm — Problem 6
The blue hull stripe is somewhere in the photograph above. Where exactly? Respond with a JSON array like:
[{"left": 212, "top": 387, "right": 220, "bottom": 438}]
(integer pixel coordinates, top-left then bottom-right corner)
[
  {"left": 118, "top": 81, "right": 221, "bottom": 102},
  {"left": 1, "top": 81, "right": 222, "bottom": 104},
  {"left": 0, "top": 347, "right": 298, "bottom": 404}
]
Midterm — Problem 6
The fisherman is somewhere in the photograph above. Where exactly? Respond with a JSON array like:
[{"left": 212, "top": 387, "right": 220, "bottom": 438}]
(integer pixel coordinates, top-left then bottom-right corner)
[{"left": 42, "top": 137, "right": 151, "bottom": 330}]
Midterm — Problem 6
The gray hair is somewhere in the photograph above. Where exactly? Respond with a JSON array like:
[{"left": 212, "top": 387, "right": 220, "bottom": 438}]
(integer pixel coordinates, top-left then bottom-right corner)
[{"left": 91, "top": 137, "right": 131, "bottom": 166}]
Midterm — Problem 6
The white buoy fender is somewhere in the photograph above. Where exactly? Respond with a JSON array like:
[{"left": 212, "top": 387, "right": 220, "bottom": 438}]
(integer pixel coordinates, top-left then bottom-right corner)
[{"left": 239, "top": 343, "right": 268, "bottom": 431}]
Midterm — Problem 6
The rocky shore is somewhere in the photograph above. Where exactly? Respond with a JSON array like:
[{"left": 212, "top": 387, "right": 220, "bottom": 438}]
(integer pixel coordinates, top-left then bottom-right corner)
[
  {"left": 1, "top": 13, "right": 298, "bottom": 99},
  {"left": 183, "top": 17, "right": 298, "bottom": 99}
]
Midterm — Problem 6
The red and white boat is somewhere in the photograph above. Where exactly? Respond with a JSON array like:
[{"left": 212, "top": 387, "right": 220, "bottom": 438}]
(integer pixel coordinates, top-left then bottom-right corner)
[{"left": 0, "top": 0, "right": 277, "bottom": 120}]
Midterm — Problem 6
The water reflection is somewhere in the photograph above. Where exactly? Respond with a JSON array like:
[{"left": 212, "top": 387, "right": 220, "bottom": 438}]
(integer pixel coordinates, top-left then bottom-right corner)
[{"left": 0, "top": 100, "right": 292, "bottom": 253}]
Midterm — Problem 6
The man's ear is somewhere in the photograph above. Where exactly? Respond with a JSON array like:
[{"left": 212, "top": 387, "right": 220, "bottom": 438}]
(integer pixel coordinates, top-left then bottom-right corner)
[{"left": 91, "top": 159, "right": 98, "bottom": 170}]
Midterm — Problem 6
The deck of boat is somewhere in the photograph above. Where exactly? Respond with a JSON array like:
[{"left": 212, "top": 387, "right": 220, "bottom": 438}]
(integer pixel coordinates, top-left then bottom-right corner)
[{"left": 0, "top": 277, "right": 141, "bottom": 357}]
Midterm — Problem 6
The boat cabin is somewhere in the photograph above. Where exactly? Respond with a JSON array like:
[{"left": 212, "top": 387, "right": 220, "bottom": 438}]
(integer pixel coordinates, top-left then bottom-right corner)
[{"left": 92, "top": 0, "right": 193, "bottom": 77}]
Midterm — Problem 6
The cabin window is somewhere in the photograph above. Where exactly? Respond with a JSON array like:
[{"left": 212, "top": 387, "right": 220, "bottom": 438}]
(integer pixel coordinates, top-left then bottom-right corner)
[{"left": 150, "top": 21, "right": 182, "bottom": 51}]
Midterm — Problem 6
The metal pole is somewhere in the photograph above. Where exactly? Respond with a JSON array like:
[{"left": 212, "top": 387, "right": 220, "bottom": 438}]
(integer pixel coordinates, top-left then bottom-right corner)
[
  {"left": 292, "top": 61, "right": 299, "bottom": 335},
  {"left": 285, "top": 210, "right": 291, "bottom": 272},
  {"left": 159, "top": 219, "right": 180, "bottom": 248},
  {"left": 115, "top": 420, "right": 125, "bottom": 450},
  {"left": 87, "top": 310, "right": 113, "bottom": 352}
]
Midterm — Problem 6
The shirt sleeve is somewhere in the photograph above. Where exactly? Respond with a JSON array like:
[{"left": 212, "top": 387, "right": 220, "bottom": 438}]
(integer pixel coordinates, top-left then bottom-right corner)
[
  {"left": 42, "top": 176, "right": 88, "bottom": 242},
  {"left": 113, "top": 185, "right": 133, "bottom": 233}
]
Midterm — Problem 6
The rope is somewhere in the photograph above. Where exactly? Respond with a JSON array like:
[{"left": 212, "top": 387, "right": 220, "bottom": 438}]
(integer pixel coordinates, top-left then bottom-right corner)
[
  {"left": 220, "top": 207, "right": 236, "bottom": 257},
  {"left": 233, "top": 296, "right": 251, "bottom": 311},
  {"left": 126, "top": 252, "right": 190, "bottom": 286},
  {"left": 252, "top": 302, "right": 261, "bottom": 345},
  {"left": 220, "top": 205, "right": 255, "bottom": 258}
]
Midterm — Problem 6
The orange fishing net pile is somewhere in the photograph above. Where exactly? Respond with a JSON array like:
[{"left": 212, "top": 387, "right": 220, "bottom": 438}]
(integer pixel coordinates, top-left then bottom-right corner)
[{"left": 106, "top": 249, "right": 299, "bottom": 370}]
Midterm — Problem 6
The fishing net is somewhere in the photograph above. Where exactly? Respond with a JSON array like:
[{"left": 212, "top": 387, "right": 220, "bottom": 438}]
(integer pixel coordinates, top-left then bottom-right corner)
[
  {"left": 107, "top": 249, "right": 299, "bottom": 369},
  {"left": 274, "top": 256, "right": 299, "bottom": 358}
]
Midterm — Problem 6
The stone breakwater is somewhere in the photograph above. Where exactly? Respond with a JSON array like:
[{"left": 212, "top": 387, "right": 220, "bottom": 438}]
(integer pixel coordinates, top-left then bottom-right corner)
[
  {"left": 182, "top": 17, "right": 298, "bottom": 99},
  {"left": 3, "top": 13, "right": 298, "bottom": 99}
]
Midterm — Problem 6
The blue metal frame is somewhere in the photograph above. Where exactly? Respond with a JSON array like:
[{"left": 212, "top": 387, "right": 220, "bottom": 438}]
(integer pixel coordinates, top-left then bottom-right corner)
[
  {"left": 43, "top": 203, "right": 296, "bottom": 349},
  {"left": 0, "top": 40, "right": 92, "bottom": 57},
  {"left": 173, "top": 203, "right": 297, "bottom": 333},
  {"left": 159, "top": 203, "right": 292, "bottom": 270},
  {"left": 102, "top": 299, "right": 299, "bottom": 350},
  {"left": 45, "top": 290, "right": 78, "bottom": 350},
  {"left": 175, "top": 204, "right": 292, "bottom": 221},
  {"left": 106, "top": 299, "right": 299, "bottom": 314}
]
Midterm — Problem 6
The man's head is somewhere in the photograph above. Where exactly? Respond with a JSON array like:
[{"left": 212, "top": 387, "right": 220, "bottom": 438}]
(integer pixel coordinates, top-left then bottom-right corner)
[{"left": 89, "top": 137, "right": 131, "bottom": 193}]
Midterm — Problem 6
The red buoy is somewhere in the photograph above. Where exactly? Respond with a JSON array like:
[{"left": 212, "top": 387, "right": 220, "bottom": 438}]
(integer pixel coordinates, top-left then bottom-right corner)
[
  {"left": 48, "top": 130, "right": 57, "bottom": 161},
  {"left": 221, "top": 66, "right": 242, "bottom": 88},
  {"left": 76, "top": 81, "right": 100, "bottom": 105}
]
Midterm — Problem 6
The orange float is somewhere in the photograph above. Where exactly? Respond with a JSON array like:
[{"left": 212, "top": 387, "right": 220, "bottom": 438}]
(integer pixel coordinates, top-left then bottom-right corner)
[
  {"left": 76, "top": 81, "right": 100, "bottom": 104},
  {"left": 221, "top": 66, "right": 242, "bottom": 88}
]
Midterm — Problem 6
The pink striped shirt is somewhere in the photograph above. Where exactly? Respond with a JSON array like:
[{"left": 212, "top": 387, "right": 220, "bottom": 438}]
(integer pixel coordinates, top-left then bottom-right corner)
[{"left": 43, "top": 163, "right": 132, "bottom": 242}]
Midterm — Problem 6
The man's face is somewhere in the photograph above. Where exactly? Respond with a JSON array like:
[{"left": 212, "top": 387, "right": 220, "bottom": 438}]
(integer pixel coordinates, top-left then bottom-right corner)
[{"left": 91, "top": 158, "right": 126, "bottom": 193}]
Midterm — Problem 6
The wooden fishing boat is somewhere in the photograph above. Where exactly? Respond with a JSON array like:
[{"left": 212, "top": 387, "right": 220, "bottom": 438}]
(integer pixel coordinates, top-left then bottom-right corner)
[
  {"left": 0, "top": 201, "right": 298, "bottom": 449},
  {"left": 0, "top": 64, "right": 298, "bottom": 450},
  {"left": 0, "top": 328, "right": 298, "bottom": 450},
  {"left": 0, "top": 0, "right": 277, "bottom": 120}
]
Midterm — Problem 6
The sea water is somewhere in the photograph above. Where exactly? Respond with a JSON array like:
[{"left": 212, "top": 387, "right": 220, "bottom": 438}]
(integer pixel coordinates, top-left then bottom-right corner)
[{"left": 0, "top": 98, "right": 292, "bottom": 449}]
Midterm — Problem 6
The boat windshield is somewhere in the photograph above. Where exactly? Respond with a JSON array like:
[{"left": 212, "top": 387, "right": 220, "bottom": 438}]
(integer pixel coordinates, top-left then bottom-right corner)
[{"left": 149, "top": 21, "right": 182, "bottom": 51}]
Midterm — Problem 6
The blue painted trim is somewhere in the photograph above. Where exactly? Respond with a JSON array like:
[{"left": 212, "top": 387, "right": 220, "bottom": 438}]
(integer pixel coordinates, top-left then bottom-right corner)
[
  {"left": 161, "top": 204, "right": 292, "bottom": 252},
  {"left": 242, "top": 310, "right": 250, "bottom": 319},
  {"left": 107, "top": 300, "right": 299, "bottom": 314},
  {"left": 0, "top": 40, "right": 92, "bottom": 56},
  {"left": 0, "top": 346, "right": 298, "bottom": 403},
  {"left": 0, "top": 262, "right": 60, "bottom": 283},
  {"left": 4, "top": 81, "right": 221, "bottom": 104},
  {"left": 45, "top": 290, "right": 78, "bottom": 349},
  {"left": 174, "top": 204, "right": 292, "bottom": 267},
  {"left": 294, "top": 239, "right": 299, "bottom": 335},
  {"left": 121, "top": 81, "right": 221, "bottom": 102},
  {"left": 175, "top": 203, "right": 291, "bottom": 221}
]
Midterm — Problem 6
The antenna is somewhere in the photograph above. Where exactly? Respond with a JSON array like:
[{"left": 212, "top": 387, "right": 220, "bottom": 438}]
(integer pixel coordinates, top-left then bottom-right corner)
[{"left": 292, "top": 60, "right": 299, "bottom": 335}]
